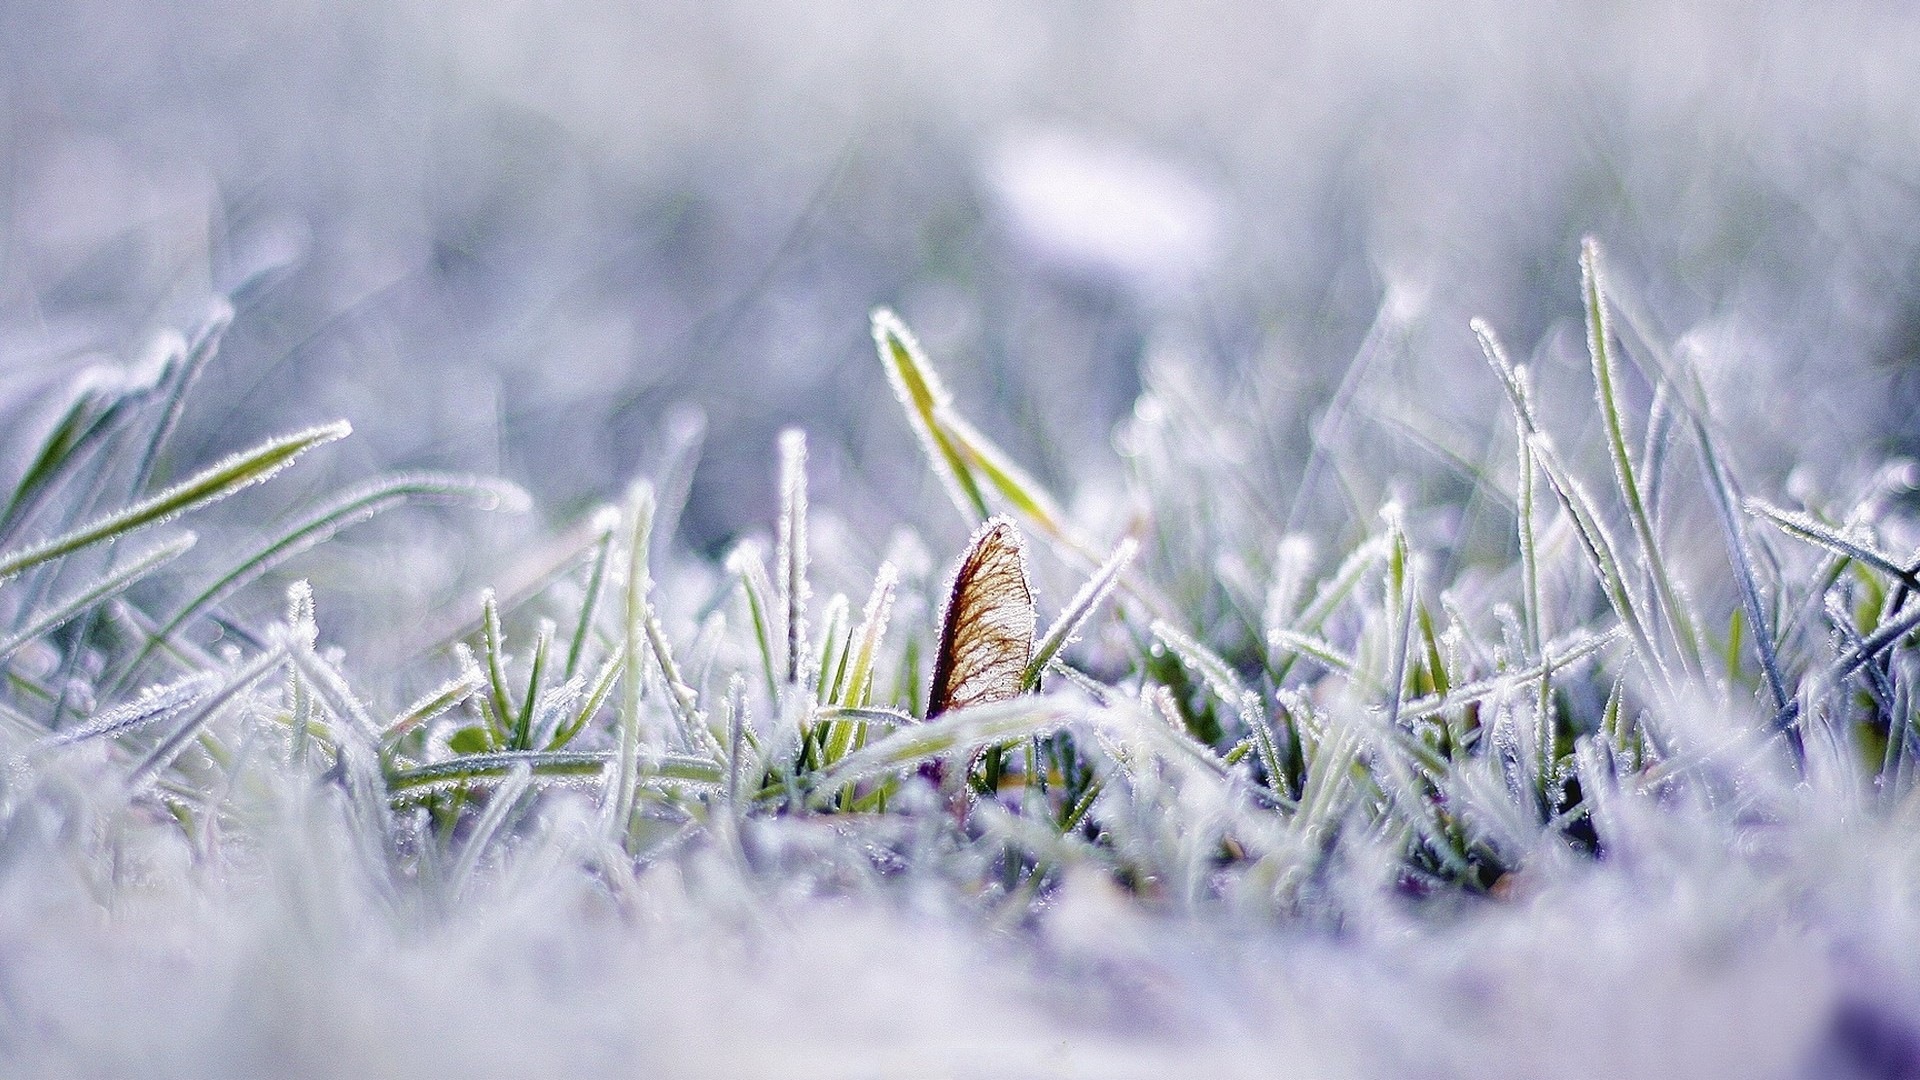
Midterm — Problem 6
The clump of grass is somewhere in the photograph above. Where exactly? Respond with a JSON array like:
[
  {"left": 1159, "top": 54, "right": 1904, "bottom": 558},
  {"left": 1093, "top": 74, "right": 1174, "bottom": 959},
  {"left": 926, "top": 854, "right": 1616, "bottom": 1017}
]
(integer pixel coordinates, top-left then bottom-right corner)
[
  {"left": 7, "top": 240, "right": 1920, "bottom": 1076},
  {"left": 4, "top": 237, "right": 1910, "bottom": 919}
]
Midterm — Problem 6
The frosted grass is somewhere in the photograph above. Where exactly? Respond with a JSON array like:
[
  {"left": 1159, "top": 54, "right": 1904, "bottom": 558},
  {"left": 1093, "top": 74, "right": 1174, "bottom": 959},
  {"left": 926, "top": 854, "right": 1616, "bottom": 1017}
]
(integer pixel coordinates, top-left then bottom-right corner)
[{"left": 5, "top": 3, "right": 1920, "bottom": 1075}]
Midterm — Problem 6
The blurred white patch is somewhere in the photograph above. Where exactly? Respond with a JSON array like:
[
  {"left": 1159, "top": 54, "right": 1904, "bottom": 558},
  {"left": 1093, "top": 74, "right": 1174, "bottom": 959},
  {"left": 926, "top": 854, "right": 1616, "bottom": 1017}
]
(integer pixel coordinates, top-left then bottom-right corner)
[{"left": 983, "top": 126, "right": 1224, "bottom": 295}]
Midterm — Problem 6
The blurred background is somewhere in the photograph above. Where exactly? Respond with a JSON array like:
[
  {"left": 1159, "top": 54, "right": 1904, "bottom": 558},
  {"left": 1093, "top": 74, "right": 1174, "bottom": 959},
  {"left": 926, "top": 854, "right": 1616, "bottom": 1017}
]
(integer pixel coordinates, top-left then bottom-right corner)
[{"left": 3, "top": 0, "right": 1919, "bottom": 600}]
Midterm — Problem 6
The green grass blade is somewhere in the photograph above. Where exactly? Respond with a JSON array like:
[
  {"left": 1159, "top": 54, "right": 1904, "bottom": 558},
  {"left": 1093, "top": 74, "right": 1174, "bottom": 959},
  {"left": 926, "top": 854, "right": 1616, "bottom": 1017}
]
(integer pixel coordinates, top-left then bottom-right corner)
[
  {"left": 382, "top": 664, "right": 485, "bottom": 745},
  {"left": 391, "top": 749, "right": 614, "bottom": 793},
  {"left": 1025, "top": 538, "right": 1136, "bottom": 692},
  {"left": 605, "top": 483, "right": 654, "bottom": 845},
  {"left": 1480, "top": 336, "right": 1664, "bottom": 688},
  {"left": 126, "top": 303, "right": 232, "bottom": 499},
  {"left": 479, "top": 588, "right": 516, "bottom": 742},
  {"left": 0, "top": 353, "right": 170, "bottom": 544},
  {"left": 725, "top": 539, "right": 781, "bottom": 698},
  {"left": 445, "top": 762, "right": 534, "bottom": 902},
  {"left": 512, "top": 619, "right": 555, "bottom": 750},
  {"left": 1582, "top": 240, "right": 1702, "bottom": 678},
  {"left": 0, "top": 421, "right": 350, "bottom": 586},
  {"left": 1471, "top": 320, "right": 1544, "bottom": 655},
  {"left": 116, "top": 472, "right": 522, "bottom": 692},
  {"left": 126, "top": 644, "right": 288, "bottom": 791},
  {"left": 564, "top": 506, "right": 621, "bottom": 680},
  {"left": 807, "top": 697, "right": 1073, "bottom": 802},
  {"left": 1747, "top": 500, "right": 1918, "bottom": 590},
  {"left": 1151, "top": 618, "right": 1248, "bottom": 707},
  {"left": 48, "top": 672, "right": 217, "bottom": 746},
  {"left": 840, "top": 563, "right": 899, "bottom": 708},
  {"left": 873, "top": 308, "right": 991, "bottom": 524},
  {"left": 815, "top": 592, "right": 850, "bottom": 706},
  {"left": 0, "top": 533, "right": 195, "bottom": 662}
]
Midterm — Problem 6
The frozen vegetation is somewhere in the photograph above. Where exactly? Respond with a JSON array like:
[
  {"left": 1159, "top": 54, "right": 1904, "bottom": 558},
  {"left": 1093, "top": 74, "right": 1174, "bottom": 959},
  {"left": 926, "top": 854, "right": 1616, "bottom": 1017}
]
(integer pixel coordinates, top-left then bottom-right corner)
[{"left": 4, "top": 2, "right": 1920, "bottom": 1077}]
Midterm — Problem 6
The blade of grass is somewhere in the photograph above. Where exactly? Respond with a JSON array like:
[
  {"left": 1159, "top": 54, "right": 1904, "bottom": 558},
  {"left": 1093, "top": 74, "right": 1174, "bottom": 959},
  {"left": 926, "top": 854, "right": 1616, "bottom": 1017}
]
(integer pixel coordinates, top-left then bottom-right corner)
[
  {"left": 511, "top": 619, "right": 555, "bottom": 750},
  {"left": 776, "top": 429, "right": 811, "bottom": 688},
  {"left": 605, "top": 482, "right": 654, "bottom": 846},
  {"left": 807, "top": 697, "right": 1074, "bottom": 802},
  {"left": 0, "top": 353, "right": 171, "bottom": 544},
  {"left": 873, "top": 308, "right": 991, "bottom": 524},
  {"left": 382, "top": 663, "right": 485, "bottom": 745},
  {"left": 564, "top": 506, "right": 621, "bottom": 680},
  {"left": 1025, "top": 538, "right": 1136, "bottom": 692},
  {"left": 0, "top": 421, "right": 350, "bottom": 586},
  {"left": 1480, "top": 333, "right": 1665, "bottom": 690},
  {"left": 1747, "top": 500, "right": 1919, "bottom": 591},
  {"left": 0, "top": 533, "right": 195, "bottom": 662},
  {"left": 726, "top": 539, "right": 781, "bottom": 698},
  {"left": 1582, "top": 240, "right": 1703, "bottom": 679},
  {"left": 112, "top": 473, "right": 523, "bottom": 693},
  {"left": 46, "top": 672, "right": 218, "bottom": 746},
  {"left": 126, "top": 644, "right": 288, "bottom": 791},
  {"left": 548, "top": 647, "right": 623, "bottom": 751}
]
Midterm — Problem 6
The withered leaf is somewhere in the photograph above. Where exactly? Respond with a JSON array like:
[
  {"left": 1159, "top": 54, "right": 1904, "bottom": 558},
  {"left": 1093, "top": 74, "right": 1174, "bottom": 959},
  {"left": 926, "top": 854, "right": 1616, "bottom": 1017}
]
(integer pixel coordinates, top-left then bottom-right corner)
[{"left": 927, "top": 517, "right": 1036, "bottom": 717}]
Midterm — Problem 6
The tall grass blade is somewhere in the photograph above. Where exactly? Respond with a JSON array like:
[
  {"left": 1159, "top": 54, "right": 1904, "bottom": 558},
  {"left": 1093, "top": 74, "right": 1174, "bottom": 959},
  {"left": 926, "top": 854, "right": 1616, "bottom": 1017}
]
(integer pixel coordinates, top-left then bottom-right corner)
[
  {"left": 605, "top": 482, "right": 654, "bottom": 845},
  {"left": 775, "top": 429, "right": 811, "bottom": 688},
  {"left": 1748, "top": 500, "right": 1918, "bottom": 590},
  {"left": 0, "top": 352, "right": 172, "bottom": 544},
  {"left": 126, "top": 303, "right": 232, "bottom": 499},
  {"left": 564, "top": 506, "right": 621, "bottom": 680},
  {"left": 841, "top": 563, "right": 899, "bottom": 708},
  {"left": 726, "top": 540, "right": 780, "bottom": 697},
  {"left": 1582, "top": 239, "right": 1702, "bottom": 677}
]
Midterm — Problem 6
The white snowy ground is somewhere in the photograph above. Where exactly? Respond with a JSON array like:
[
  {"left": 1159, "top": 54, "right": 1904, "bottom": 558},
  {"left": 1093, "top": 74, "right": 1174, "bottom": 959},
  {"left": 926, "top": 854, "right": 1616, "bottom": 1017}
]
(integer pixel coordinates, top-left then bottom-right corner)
[{"left": 3, "top": 732, "right": 1917, "bottom": 1079}]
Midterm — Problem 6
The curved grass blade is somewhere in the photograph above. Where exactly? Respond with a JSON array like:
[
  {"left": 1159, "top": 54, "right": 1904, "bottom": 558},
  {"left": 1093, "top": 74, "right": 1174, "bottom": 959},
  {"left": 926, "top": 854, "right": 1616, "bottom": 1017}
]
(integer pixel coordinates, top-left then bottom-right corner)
[
  {"left": 0, "top": 533, "right": 195, "bottom": 662},
  {"left": 548, "top": 647, "right": 623, "bottom": 750},
  {"left": 1582, "top": 240, "right": 1702, "bottom": 678},
  {"left": 839, "top": 563, "right": 899, "bottom": 709},
  {"left": 383, "top": 664, "right": 487, "bottom": 745},
  {"left": 1747, "top": 500, "right": 1918, "bottom": 591},
  {"left": 45, "top": 672, "right": 218, "bottom": 746},
  {"left": 726, "top": 539, "right": 780, "bottom": 697},
  {"left": 126, "top": 303, "right": 232, "bottom": 499},
  {"left": 126, "top": 645, "right": 288, "bottom": 791},
  {"left": 1269, "top": 534, "right": 1390, "bottom": 682},
  {"left": 446, "top": 762, "right": 534, "bottom": 903},
  {"left": 1481, "top": 337, "right": 1664, "bottom": 689},
  {"left": 806, "top": 696, "right": 1073, "bottom": 803},
  {"left": 0, "top": 349, "right": 174, "bottom": 545},
  {"left": 0, "top": 421, "right": 350, "bottom": 586},
  {"left": 479, "top": 588, "right": 516, "bottom": 742},
  {"left": 511, "top": 619, "right": 555, "bottom": 749},
  {"left": 114, "top": 473, "right": 522, "bottom": 692},
  {"left": 1687, "top": 484, "right": 1782, "bottom": 725},
  {"left": 873, "top": 308, "right": 991, "bottom": 524},
  {"left": 1024, "top": 538, "right": 1135, "bottom": 692}
]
